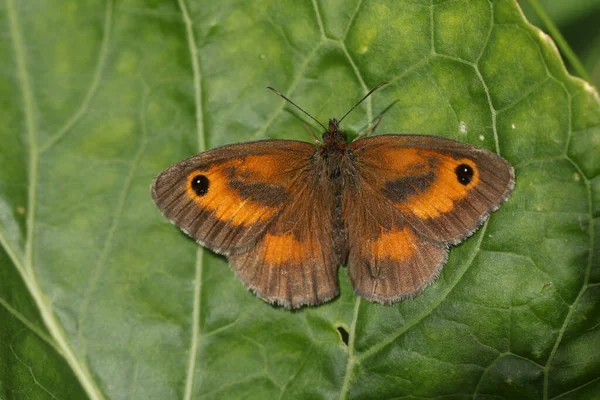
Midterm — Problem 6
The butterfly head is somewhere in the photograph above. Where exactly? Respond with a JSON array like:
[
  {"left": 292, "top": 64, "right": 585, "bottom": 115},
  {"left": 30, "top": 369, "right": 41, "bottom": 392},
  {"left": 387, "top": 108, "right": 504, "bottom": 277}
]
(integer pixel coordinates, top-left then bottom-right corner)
[
  {"left": 267, "top": 82, "right": 388, "bottom": 148},
  {"left": 323, "top": 119, "right": 345, "bottom": 141},
  {"left": 321, "top": 119, "right": 347, "bottom": 152}
]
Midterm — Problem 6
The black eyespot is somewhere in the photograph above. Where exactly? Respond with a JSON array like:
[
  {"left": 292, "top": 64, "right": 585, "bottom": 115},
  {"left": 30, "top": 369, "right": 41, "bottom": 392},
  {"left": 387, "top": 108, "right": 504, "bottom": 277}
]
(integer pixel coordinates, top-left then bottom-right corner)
[
  {"left": 191, "top": 174, "right": 209, "bottom": 196},
  {"left": 455, "top": 164, "right": 474, "bottom": 185}
]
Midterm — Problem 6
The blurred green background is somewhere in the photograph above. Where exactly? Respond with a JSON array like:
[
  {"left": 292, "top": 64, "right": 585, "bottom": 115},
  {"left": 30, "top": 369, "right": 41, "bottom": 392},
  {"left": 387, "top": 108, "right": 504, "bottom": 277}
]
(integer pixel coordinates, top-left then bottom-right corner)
[{"left": 520, "top": 0, "right": 600, "bottom": 87}]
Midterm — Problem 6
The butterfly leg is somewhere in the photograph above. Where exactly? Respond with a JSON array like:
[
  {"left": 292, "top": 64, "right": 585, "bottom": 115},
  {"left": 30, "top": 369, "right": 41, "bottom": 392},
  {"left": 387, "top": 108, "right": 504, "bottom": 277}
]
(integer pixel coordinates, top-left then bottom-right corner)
[
  {"left": 353, "top": 115, "right": 383, "bottom": 141},
  {"left": 302, "top": 121, "right": 321, "bottom": 144}
]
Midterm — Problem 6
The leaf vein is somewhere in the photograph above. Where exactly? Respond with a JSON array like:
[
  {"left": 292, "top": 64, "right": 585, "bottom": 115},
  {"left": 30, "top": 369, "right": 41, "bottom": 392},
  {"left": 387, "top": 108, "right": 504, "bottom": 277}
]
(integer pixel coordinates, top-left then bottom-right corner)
[
  {"left": 338, "top": 298, "right": 362, "bottom": 400},
  {"left": 543, "top": 157, "right": 595, "bottom": 399},
  {"left": 40, "top": 0, "right": 114, "bottom": 153},
  {"left": 251, "top": 41, "right": 324, "bottom": 139},
  {"left": 6, "top": 1, "right": 105, "bottom": 399},
  {"left": 356, "top": 222, "right": 488, "bottom": 362},
  {"left": 177, "top": 1, "right": 206, "bottom": 398},
  {"left": 311, "top": 0, "right": 326, "bottom": 40},
  {"left": 0, "top": 298, "right": 61, "bottom": 355},
  {"left": 550, "top": 375, "right": 600, "bottom": 400},
  {"left": 342, "top": 0, "right": 363, "bottom": 41},
  {"left": 76, "top": 87, "right": 150, "bottom": 360},
  {"left": 339, "top": 41, "right": 373, "bottom": 123}
]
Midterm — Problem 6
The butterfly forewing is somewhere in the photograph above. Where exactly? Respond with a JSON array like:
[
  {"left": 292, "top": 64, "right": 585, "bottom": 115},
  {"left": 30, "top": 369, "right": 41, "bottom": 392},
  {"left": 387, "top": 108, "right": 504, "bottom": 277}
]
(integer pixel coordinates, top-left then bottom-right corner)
[
  {"left": 349, "top": 135, "right": 515, "bottom": 245},
  {"left": 151, "top": 140, "right": 316, "bottom": 254}
]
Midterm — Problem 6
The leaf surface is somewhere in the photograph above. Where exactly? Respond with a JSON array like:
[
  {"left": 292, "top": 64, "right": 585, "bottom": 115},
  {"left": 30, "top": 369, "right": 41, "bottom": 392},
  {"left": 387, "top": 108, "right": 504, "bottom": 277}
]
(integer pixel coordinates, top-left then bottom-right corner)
[{"left": 0, "top": 0, "right": 598, "bottom": 399}]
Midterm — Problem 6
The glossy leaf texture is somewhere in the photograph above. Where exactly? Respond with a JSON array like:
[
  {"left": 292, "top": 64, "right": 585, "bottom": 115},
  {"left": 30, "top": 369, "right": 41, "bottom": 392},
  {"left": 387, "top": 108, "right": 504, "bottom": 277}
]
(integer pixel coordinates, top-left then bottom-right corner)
[{"left": 1, "top": 1, "right": 599, "bottom": 399}]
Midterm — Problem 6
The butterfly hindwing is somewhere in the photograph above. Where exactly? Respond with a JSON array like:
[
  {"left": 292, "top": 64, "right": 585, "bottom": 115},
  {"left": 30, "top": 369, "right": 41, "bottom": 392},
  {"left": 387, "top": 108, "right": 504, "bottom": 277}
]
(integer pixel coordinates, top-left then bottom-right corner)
[
  {"left": 230, "top": 169, "right": 340, "bottom": 307},
  {"left": 343, "top": 169, "right": 448, "bottom": 303}
]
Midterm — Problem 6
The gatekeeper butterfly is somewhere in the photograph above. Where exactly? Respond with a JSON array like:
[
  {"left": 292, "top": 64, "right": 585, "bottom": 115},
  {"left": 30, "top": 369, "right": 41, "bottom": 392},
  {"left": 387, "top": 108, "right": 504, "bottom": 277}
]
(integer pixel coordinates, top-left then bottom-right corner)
[{"left": 151, "top": 83, "right": 514, "bottom": 308}]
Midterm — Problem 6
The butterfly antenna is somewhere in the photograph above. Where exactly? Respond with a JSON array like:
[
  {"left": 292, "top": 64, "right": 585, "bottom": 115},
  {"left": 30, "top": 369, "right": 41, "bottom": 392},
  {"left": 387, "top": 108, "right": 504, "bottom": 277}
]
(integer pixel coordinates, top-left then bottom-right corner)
[
  {"left": 338, "top": 82, "right": 388, "bottom": 124},
  {"left": 267, "top": 86, "right": 327, "bottom": 131}
]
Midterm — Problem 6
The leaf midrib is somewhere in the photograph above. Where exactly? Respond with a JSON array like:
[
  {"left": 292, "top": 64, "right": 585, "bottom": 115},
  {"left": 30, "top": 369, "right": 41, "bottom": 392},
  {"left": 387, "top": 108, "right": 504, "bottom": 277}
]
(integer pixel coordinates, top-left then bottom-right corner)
[
  {"left": 4, "top": 0, "right": 107, "bottom": 399},
  {"left": 178, "top": 0, "right": 206, "bottom": 399}
]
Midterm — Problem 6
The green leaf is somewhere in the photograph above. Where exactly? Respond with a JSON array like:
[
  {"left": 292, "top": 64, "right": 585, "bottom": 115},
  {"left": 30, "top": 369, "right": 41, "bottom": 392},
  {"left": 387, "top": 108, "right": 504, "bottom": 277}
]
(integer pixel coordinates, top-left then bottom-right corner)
[{"left": 1, "top": 0, "right": 598, "bottom": 399}]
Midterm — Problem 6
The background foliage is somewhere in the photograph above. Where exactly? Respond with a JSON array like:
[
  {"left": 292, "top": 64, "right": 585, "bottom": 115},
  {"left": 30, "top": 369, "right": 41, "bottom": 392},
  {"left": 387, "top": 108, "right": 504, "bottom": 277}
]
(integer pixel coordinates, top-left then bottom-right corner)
[
  {"left": 520, "top": 0, "right": 600, "bottom": 88},
  {"left": 0, "top": 0, "right": 598, "bottom": 399}
]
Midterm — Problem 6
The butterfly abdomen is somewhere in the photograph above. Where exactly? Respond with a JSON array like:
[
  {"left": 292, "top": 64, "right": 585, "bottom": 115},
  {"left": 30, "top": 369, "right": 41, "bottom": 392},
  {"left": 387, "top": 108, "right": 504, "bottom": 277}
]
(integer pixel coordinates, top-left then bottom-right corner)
[{"left": 332, "top": 193, "right": 348, "bottom": 266}]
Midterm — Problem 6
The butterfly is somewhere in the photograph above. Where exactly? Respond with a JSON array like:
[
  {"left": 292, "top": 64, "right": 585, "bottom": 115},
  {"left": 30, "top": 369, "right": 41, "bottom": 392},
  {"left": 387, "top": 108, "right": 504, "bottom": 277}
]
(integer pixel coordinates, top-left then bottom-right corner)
[{"left": 151, "top": 83, "right": 515, "bottom": 309}]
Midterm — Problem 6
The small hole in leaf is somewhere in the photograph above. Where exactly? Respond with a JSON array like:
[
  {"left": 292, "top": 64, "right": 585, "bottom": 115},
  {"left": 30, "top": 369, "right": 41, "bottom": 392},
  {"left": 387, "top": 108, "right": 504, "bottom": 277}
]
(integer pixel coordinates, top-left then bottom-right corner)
[{"left": 336, "top": 325, "right": 349, "bottom": 346}]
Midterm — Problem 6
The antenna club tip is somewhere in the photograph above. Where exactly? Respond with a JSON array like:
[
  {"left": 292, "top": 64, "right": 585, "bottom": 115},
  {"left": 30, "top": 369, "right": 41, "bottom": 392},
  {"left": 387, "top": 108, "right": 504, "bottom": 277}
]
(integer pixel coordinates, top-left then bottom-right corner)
[{"left": 267, "top": 86, "right": 284, "bottom": 96}]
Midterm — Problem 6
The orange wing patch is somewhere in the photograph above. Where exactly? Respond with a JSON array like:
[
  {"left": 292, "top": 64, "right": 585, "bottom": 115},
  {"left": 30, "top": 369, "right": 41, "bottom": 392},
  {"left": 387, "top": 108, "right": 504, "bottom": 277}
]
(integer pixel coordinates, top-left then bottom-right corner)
[
  {"left": 375, "top": 147, "right": 431, "bottom": 175},
  {"left": 185, "top": 165, "right": 279, "bottom": 228},
  {"left": 361, "top": 226, "right": 416, "bottom": 262},
  {"left": 229, "top": 195, "right": 340, "bottom": 308},
  {"left": 348, "top": 223, "right": 448, "bottom": 303},
  {"left": 183, "top": 152, "right": 312, "bottom": 227},
  {"left": 393, "top": 154, "right": 480, "bottom": 219},
  {"left": 362, "top": 147, "right": 480, "bottom": 218},
  {"left": 237, "top": 154, "right": 295, "bottom": 180},
  {"left": 261, "top": 232, "right": 313, "bottom": 264}
]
